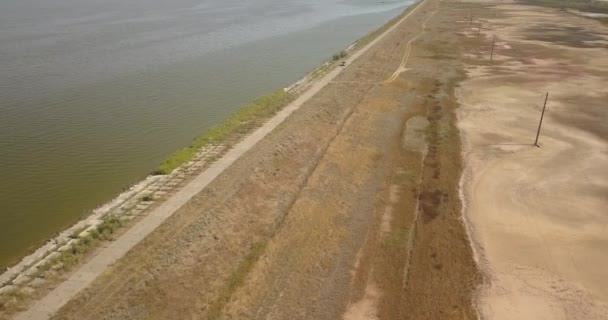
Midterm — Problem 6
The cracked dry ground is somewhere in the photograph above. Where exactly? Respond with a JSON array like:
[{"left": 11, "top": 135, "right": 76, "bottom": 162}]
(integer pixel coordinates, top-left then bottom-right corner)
[{"left": 54, "top": 0, "right": 480, "bottom": 319}]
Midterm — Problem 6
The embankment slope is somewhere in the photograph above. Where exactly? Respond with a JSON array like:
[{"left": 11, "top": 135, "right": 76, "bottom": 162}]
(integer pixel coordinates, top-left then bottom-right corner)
[{"left": 50, "top": 0, "right": 483, "bottom": 319}]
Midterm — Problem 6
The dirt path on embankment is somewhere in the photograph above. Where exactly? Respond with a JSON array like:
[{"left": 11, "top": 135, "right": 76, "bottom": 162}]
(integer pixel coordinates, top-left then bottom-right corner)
[
  {"left": 19, "top": 0, "right": 484, "bottom": 319},
  {"left": 457, "top": 1, "right": 608, "bottom": 319}
]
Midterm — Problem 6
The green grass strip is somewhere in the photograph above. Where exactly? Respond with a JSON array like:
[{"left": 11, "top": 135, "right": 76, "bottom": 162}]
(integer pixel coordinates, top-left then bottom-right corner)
[{"left": 152, "top": 90, "right": 294, "bottom": 175}]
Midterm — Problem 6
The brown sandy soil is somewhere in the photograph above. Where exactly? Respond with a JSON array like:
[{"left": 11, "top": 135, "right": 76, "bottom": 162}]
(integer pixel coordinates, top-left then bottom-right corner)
[
  {"left": 457, "top": 1, "right": 608, "bottom": 319},
  {"left": 50, "top": 0, "right": 483, "bottom": 319}
]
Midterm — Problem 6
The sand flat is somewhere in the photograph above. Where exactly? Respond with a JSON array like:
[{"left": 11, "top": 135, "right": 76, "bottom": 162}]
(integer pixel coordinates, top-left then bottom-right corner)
[{"left": 457, "top": 2, "right": 608, "bottom": 319}]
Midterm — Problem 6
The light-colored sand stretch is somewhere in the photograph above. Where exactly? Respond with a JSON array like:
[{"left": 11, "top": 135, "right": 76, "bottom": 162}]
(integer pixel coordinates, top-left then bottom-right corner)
[
  {"left": 458, "top": 1, "right": 608, "bottom": 319},
  {"left": 13, "top": 2, "right": 428, "bottom": 319}
]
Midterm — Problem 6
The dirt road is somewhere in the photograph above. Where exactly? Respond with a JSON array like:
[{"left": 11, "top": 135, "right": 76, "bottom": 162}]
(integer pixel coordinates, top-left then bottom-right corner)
[{"left": 457, "top": 1, "right": 608, "bottom": 319}]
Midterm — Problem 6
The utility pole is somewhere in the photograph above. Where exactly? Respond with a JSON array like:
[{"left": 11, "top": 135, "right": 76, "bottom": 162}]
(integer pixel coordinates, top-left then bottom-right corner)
[
  {"left": 490, "top": 35, "right": 496, "bottom": 61},
  {"left": 477, "top": 22, "right": 482, "bottom": 38},
  {"left": 534, "top": 92, "right": 549, "bottom": 147}
]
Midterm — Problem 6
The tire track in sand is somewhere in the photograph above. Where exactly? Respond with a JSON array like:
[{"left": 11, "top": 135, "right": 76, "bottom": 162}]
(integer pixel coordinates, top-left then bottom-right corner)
[{"left": 385, "top": 9, "right": 437, "bottom": 83}]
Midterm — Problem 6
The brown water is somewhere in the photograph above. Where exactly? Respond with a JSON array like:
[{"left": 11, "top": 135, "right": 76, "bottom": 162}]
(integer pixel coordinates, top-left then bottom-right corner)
[{"left": 0, "top": 0, "right": 414, "bottom": 269}]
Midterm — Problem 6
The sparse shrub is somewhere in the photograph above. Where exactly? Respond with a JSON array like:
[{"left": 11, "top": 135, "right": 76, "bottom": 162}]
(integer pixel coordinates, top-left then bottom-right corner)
[{"left": 332, "top": 50, "right": 348, "bottom": 61}]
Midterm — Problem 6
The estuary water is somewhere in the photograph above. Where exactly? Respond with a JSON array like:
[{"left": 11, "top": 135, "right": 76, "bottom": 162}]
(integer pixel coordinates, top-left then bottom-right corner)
[{"left": 0, "top": 0, "right": 414, "bottom": 269}]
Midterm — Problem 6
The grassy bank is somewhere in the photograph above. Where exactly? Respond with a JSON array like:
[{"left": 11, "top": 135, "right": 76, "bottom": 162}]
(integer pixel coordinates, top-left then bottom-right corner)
[{"left": 153, "top": 90, "right": 294, "bottom": 175}]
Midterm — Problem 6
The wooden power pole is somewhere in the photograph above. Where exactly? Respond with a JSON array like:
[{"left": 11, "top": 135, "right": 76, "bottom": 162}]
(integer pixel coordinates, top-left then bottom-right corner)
[
  {"left": 490, "top": 35, "right": 496, "bottom": 61},
  {"left": 534, "top": 92, "right": 549, "bottom": 147}
]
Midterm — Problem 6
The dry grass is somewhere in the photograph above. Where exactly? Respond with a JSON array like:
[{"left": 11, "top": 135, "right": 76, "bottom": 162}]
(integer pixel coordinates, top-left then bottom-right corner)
[{"left": 206, "top": 241, "right": 267, "bottom": 320}]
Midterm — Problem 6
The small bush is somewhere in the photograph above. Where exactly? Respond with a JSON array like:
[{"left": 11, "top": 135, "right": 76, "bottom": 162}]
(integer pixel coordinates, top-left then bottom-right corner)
[
  {"left": 141, "top": 195, "right": 154, "bottom": 202},
  {"left": 332, "top": 50, "right": 348, "bottom": 61},
  {"left": 69, "top": 226, "right": 87, "bottom": 239},
  {"left": 54, "top": 215, "right": 124, "bottom": 270},
  {"left": 95, "top": 215, "right": 123, "bottom": 240},
  {"left": 0, "top": 287, "right": 26, "bottom": 311}
]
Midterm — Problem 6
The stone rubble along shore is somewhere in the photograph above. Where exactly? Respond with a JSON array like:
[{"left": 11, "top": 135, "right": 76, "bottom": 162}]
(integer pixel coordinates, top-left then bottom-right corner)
[{"left": 0, "top": 145, "right": 226, "bottom": 294}]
